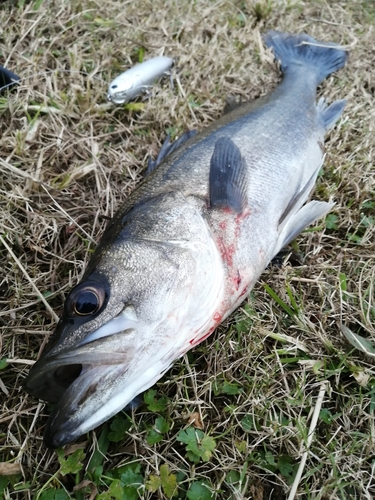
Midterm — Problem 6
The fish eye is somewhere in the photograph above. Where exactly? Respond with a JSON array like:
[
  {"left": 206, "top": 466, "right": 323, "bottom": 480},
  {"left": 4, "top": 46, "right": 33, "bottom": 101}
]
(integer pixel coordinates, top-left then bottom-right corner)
[
  {"left": 66, "top": 281, "right": 107, "bottom": 318},
  {"left": 74, "top": 290, "right": 99, "bottom": 315}
]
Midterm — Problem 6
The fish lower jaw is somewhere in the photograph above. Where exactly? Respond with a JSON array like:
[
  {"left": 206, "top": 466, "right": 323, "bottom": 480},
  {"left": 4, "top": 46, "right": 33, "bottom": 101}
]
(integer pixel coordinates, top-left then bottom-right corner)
[
  {"left": 45, "top": 359, "right": 172, "bottom": 448},
  {"left": 83, "top": 363, "right": 170, "bottom": 431}
]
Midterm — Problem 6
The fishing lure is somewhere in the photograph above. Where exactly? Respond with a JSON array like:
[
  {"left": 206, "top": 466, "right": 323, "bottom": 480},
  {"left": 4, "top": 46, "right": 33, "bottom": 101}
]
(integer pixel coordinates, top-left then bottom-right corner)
[{"left": 107, "top": 56, "right": 173, "bottom": 105}]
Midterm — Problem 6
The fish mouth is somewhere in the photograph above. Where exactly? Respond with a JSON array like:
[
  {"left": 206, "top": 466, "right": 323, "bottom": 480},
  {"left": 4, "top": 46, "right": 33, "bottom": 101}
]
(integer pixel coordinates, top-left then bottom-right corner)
[
  {"left": 41, "top": 363, "right": 129, "bottom": 448},
  {"left": 26, "top": 356, "right": 144, "bottom": 448},
  {"left": 24, "top": 330, "right": 171, "bottom": 448},
  {"left": 23, "top": 315, "right": 136, "bottom": 445}
]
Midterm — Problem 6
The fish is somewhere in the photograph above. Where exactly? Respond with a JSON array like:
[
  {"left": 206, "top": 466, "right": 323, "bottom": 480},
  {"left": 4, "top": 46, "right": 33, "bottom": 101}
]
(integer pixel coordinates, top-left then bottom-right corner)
[
  {"left": 24, "top": 31, "right": 347, "bottom": 448},
  {"left": 107, "top": 55, "right": 174, "bottom": 104}
]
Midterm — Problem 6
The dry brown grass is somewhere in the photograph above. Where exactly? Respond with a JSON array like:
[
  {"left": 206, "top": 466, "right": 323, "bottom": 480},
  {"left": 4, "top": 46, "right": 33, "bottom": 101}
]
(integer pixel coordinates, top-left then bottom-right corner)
[{"left": 1, "top": 0, "right": 374, "bottom": 499}]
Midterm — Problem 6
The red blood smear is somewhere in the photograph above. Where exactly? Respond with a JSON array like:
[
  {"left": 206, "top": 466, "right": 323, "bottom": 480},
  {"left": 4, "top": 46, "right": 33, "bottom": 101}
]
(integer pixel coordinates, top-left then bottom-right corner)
[
  {"left": 190, "top": 327, "right": 216, "bottom": 346},
  {"left": 233, "top": 271, "right": 242, "bottom": 290},
  {"left": 217, "top": 237, "right": 236, "bottom": 267},
  {"left": 234, "top": 207, "right": 251, "bottom": 224},
  {"left": 189, "top": 312, "right": 223, "bottom": 346}
]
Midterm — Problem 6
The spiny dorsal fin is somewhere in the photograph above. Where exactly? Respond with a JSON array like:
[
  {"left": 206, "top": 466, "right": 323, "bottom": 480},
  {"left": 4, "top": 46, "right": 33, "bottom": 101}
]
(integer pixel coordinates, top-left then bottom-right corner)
[
  {"left": 209, "top": 137, "right": 247, "bottom": 213},
  {"left": 147, "top": 129, "right": 197, "bottom": 175},
  {"left": 0, "top": 65, "right": 20, "bottom": 92}
]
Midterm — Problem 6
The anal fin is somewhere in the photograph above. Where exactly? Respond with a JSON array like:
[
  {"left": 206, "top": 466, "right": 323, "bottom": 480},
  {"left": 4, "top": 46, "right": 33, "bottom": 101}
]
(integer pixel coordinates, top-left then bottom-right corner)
[{"left": 209, "top": 137, "right": 247, "bottom": 213}]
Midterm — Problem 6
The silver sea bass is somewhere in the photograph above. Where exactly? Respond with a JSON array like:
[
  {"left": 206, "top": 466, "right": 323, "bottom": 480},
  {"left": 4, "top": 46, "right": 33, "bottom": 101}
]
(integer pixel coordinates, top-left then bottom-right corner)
[
  {"left": 107, "top": 56, "right": 173, "bottom": 104},
  {"left": 25, "top": 32, "right": 347, "bottom": 448}
]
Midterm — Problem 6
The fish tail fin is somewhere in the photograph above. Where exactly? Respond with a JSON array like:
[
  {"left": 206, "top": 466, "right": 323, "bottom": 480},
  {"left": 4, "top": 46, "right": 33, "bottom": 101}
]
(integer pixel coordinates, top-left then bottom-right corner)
[
  {"left": 317, "top": 97, "right": 346, "bottom": 130},
  {"left": 263, "top": 31, "right": 347, "bottom": 85}
]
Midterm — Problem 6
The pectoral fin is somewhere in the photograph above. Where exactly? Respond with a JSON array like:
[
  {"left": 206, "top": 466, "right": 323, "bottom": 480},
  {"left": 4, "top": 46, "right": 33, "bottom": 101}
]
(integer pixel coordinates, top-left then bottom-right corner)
[
  {"left": 209, "top": 137, "right": 247, "bottom": 213},
  {"left": 279, "top": 157, "right": 324, "bottom": 226}
]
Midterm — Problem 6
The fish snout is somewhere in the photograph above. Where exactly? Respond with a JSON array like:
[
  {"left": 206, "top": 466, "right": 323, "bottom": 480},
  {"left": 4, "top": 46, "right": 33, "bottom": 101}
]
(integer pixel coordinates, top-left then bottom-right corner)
[{"left": 43, "top": 406, "right": 77, "bottom": 449}]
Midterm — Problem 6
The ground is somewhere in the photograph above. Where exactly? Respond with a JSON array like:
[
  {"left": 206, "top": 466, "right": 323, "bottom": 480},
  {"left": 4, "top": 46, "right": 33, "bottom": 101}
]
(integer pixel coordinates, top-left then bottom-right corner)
[{"left": 0, "top": 0, "right": 374, "bottom": 499}]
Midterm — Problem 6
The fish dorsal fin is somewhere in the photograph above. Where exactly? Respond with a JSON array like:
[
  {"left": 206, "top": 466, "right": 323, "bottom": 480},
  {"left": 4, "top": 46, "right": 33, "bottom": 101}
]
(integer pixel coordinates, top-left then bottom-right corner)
[
  {"left": 147, "top": 129, "right": 197, "bottom": 175},
  {"left": 0, "top": 65, "right": 20, "bottom": 92},
  {"left": 317, "top": 97, "right": 346, "bottom": 131},
  {"left": 209, "top": 137, "right": 247, "bottom": 213}
]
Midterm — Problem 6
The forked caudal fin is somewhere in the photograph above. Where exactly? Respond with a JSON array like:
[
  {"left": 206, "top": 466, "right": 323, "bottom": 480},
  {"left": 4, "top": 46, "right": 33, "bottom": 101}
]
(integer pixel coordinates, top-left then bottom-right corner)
[{"left": 263, "top": 31, "right": 347, "bottom": 86}]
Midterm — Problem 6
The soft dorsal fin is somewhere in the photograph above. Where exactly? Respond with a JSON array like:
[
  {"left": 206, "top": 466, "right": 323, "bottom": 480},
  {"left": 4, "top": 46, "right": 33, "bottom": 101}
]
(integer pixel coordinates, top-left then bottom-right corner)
[
  {"left": 147, "top": 129, "right": 197, "bottom": 175},
  {"left": 209, "top": 137, "right": 247, "bottom": 213},
  {"left": 317, "top": 97, "right": 346, "bottom": 131}
]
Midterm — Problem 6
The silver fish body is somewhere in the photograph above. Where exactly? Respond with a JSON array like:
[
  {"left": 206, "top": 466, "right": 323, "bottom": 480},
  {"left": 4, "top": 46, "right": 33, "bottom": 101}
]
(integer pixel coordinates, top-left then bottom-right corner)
[
  {"left": 107, "top": 56, "right": 173, "bottom": 104},
  {"left": 25, "top": 32, "right": 347, "bottom": 448}
]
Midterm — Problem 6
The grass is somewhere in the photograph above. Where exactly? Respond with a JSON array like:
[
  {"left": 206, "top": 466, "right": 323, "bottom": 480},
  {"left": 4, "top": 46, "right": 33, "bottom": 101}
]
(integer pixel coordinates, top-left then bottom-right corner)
[{"left": 1, "top": 0, "right": 375, "bottom": 499}]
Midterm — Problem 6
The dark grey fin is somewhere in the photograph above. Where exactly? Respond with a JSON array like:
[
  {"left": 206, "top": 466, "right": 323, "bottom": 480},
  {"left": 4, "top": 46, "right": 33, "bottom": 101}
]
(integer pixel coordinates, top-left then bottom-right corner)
[
  {"left": 317, "top": 97, "right": 346, "bottom": 130},
  {"left": 147, "top": 136, "right": 172, "bottom": 175},
  {"left": 263, "top": 31, "right": 347, "bottom": 85},
  {"left": 222, "top": 95, "right": 243, "bottom": 115},
  {"left": 209, "top": 137, "right": 247, "bottom": 213},
  {"left": 146, "top": 129, "right": 197, "bottom": 175},
  {"left": 0, "top": 65, "right": 20, "bottom": 92},
  {"left": 276, "top": 200, "right": 334, "bottom": 253}
]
